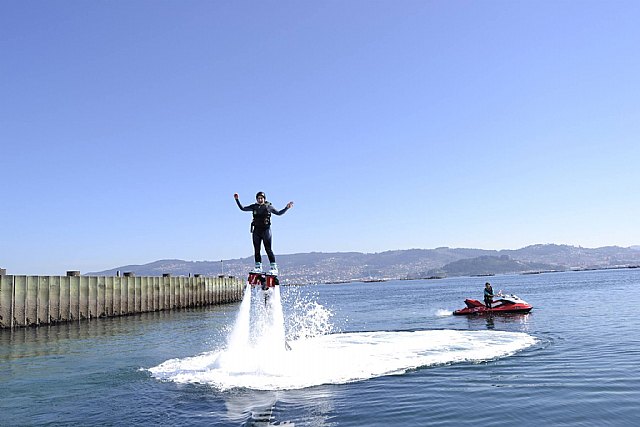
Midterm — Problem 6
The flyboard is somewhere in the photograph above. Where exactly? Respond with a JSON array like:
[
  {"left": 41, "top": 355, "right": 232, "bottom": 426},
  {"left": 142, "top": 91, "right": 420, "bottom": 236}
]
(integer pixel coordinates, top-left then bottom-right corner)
[
  {"left": 247, "top": 271, "right": 279, "bottom": 308},
  {"left": 247, "top": 271, "right": 279, "bottom": 290},
  {"left": 247, "top": 269, "right": 292, "bottom": 351}
]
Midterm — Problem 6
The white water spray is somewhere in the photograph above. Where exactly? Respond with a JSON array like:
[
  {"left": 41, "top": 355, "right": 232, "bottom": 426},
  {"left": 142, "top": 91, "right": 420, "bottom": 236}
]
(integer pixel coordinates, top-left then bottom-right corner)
[
  {"left": 227, "top": 284, "right": 252, "bottom": 351},
  {"left": 149, "top": 285, "right": 537, "bottom": 391},
  {"left": 210, "top": 284, "right": 294, "bottom": 377}
]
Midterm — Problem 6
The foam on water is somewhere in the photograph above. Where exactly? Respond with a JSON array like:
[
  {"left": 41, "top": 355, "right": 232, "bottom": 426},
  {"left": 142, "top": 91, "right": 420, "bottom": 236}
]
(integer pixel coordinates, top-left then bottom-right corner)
[
  {"left": 149, "top": 285, "right": 537, "bottom": 391},
  {"left": 436, "top": 309, "right": 453, "bottom": 316}
]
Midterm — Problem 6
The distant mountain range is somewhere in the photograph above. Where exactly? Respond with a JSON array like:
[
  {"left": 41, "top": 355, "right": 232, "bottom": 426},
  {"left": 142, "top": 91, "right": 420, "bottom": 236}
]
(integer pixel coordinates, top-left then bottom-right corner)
[{"left": 88, "top": 244, "right": 640, "bottom": 284}]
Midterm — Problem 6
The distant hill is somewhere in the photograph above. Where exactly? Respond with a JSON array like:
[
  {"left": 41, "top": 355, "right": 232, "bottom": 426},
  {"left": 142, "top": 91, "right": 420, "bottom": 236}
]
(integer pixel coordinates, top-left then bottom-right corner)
[
  {"left": 426, "top": 255, "right": 562, "bottom": 278},
  {"left": 88, "top": 244, "right": 640, "bottom": 284}
]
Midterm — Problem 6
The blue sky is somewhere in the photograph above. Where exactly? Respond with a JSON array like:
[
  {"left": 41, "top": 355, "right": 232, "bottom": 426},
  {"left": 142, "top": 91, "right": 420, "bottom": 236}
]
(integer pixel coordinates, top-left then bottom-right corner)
[{"left": 2, "top": 1, "right": 639, "bottom": 275}]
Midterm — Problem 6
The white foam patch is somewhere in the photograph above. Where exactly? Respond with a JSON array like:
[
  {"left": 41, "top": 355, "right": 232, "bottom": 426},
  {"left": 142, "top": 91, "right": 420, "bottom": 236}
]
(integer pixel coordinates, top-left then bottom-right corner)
[
  {"left": 436, "top": 309, "right": 453, "bottom": 316},
  {"left": 149, "top": 329, "right": 536, "bottom": 391}
]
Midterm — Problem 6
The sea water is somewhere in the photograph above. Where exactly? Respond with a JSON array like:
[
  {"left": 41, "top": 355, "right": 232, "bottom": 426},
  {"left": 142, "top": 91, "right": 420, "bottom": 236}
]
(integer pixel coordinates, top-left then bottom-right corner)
[
  {"left": 149, "top": 284, "right": 535, "bottom": 392},
  {"left": 2, "top": 268, "right": 639, "bottom": 426}
]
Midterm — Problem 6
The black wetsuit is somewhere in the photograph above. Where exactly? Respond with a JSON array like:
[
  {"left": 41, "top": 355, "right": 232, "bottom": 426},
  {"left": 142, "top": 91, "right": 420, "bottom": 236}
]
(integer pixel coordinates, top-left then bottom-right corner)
[
  {"left": 235, "top": 199, "right": 290, "bottom": 263},
  {"left": 484, "top": 286, "right": 494, "bottom": 308}
]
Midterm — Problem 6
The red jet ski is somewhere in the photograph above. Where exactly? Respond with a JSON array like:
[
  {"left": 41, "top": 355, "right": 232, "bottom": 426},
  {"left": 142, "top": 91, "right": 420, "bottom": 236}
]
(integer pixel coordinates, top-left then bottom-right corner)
[{"left": 453, "top": 294, "right": 533, "bottom": 315}]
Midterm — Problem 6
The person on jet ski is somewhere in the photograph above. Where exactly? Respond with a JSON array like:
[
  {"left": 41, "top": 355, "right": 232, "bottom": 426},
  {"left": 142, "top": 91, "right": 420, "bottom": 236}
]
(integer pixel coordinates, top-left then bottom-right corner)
[
  {"left": 234, "top": 191, "right": 294, "bottom": 275},
  {"left": 484, "top": 282, "right": 494, "bottom": 308}
]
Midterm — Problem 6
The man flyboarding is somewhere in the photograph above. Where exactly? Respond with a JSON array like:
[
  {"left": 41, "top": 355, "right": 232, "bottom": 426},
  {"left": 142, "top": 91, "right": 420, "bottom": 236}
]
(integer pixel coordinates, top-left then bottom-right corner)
[
  {"left": 235, "top": 191, "right": 295, "bottom": 351},
  {"left": 234, "top": 191, "right": 294, "bottom": 275}
]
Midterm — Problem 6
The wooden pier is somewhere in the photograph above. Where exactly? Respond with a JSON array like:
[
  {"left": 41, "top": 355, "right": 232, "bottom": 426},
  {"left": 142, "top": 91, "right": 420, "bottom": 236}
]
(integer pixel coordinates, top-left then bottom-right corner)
[{"left": 0, "top": 272, "right": 245, "bottom": 328}]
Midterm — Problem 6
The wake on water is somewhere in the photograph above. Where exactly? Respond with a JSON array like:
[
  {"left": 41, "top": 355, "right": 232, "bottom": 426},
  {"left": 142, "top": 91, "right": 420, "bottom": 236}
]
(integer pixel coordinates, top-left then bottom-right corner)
[{"left": 149, "top": 284, "right": 536, "bottom": 391}]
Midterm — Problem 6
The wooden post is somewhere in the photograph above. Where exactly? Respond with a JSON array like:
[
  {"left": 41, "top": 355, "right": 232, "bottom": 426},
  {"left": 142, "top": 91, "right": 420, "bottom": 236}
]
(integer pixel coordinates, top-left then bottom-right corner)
[
  {"left": 188, "top": 276, "right": 195, "bottom": 307},
  {"left": 188, "top": 277, "right": 194, "bottom": 307},
  {"left": 49, "top": 276, "right": 61, "bottom": 323},
  {"left": 26, "top": 276, "right": 39, "bottom": 326},
  {"left": 13, "top": 276, "right": 27, "bottom": 326},
  {"left": 96, "top": 276, "right": 105, "bottom": 318},
  {"left": 113, "top": 276, "right": 122, "bottom": 315},
  {"left": 134, "top": 277, "right": 142, "bottom": 313},
  {"left": 161, "top": 275, "right": 167, "bottom": 309},
  {"left": 37, "top": 276, "right": 50, "bottom": 325},
  {"left": 195, "top": 275, "right": 203, "bottom": 306},
  {"left": 105, "top": 276, "right": 114, "bottom": 317},
  {"left": 179, "top": 275, "right": 184, "bottom": 308},
  {"left": 140, "top": 277, "right": 148, "bottom": 313},
  {"left": 79, "top": 276, "right": 89, "bottom": 320},
  {"left": 126, "top": 275, "right": 135, "bottom": 315},
  {"left": 205, "top": 277, "right": 211, "bottom": 305},
  {"left": 0, "top": 275, "right": 13, "bottom": 328},
  {"left": 60, "top": 276, "right": 70, "bottom": 321},
  {"left": 89, "top": 276, "right": 99, "bottom": 319},
  {"left": 153, "top": 277, "right": 160, "bottom": 311},
  {"left": 170, "top": 276, "right": 176, "bottom": 308},
  {"left": 69, "top": 275, "right": 80, "bottom": 321}
]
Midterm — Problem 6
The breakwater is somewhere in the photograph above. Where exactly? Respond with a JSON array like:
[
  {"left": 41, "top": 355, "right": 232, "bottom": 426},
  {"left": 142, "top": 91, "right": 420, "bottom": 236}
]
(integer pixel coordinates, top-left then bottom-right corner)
[{"left": 0, "top": 273, "right": 244, "bottom": 328}]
